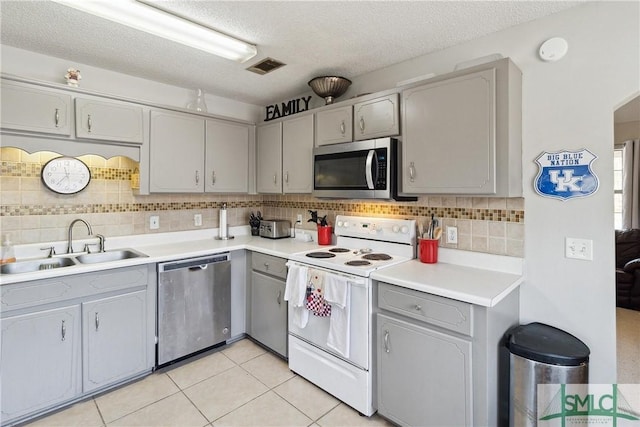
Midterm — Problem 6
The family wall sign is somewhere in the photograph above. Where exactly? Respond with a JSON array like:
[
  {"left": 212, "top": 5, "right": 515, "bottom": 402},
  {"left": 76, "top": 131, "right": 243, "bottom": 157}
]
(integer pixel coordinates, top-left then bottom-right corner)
[{"left": 265, "top": 96, "right": 312, "bottom": 121}]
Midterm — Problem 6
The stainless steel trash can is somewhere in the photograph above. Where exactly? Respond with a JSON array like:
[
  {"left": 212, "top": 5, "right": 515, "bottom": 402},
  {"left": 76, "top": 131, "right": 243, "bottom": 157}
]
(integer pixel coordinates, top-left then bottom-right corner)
[{"left": 505, "top": 322, "right": 590, "bottom": 427}]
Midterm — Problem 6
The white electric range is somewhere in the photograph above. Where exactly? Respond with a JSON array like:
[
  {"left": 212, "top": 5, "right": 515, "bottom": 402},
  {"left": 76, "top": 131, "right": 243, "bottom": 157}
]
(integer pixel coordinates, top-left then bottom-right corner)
[{"left": 286, "top": 215, "right": 416, "bottom": 416}]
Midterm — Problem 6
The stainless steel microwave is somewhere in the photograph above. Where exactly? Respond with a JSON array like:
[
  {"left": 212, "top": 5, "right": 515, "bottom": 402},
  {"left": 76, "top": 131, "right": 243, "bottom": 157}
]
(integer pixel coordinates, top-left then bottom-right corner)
[{"left": 313, "top": 138, "right": 415, "bottom": 200}]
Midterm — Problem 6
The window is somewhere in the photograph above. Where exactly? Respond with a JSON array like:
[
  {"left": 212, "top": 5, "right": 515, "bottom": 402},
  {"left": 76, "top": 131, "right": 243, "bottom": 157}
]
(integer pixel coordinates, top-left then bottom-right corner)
[{"left": 614, "top": 148, "right": 624, "bottom": 229}]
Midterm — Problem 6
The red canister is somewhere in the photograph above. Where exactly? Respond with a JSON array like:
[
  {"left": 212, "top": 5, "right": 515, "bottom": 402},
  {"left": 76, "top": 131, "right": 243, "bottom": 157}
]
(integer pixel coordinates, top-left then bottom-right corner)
[
  {"left": 317, "top": 226, "right": 333, "bottom": 245},
  {"left": 419, "top": 238, "right": 439, "bottom": 263}
]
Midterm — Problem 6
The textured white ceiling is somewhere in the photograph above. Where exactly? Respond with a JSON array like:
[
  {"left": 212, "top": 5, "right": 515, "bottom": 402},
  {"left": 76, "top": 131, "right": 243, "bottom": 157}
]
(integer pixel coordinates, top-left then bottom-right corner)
[{"left": 1, "top": 0, "right": 583, "bottom": 106}]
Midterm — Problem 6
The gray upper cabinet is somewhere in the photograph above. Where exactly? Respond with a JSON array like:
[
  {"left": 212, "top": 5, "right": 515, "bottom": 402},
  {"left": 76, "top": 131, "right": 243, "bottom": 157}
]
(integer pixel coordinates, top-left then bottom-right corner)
[
  {"left": 315, "top": 105, "right": 353, "bottom": 146},
  {"left": 257, "top": 115, "right": 313, "bottom": 194},
  {"left": 149, "top": 110, "right": 205, "bottom": 193},
  {"left": 205, "top": 119, "right": 251, "bottom": 193},
  {"left": 353, "top": 94, "right": 400, "bottom": 140},
  {"left": 75, "top": 98, "right": 143, "bottom": 144},
  {"left": 401, "top": 58, "right": 522, "bottom": 196},
  {"left": 256, "top": 121, "right": 283, "bottom": 194},
  {"left": 1, "top": 80, "right": 72, "bottom": 136},
  {"left": 282, "top": 114, "right": 314, "bottom": 193}
]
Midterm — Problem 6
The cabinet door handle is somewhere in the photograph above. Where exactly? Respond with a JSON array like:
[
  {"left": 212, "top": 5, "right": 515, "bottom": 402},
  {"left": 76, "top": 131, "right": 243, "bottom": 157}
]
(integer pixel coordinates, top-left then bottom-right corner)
[
  {"left": 273, "top": 174, "right": 277, "bottom": 184},
  {"left": 340, "top": 120, "right": 345, "bottom": 135},
  {"left": 95, "top": 312, "right": 100, "bottom": 331},
  {"left": 383, "top": 329, "right": 390, "bottom": 353},
  {"left": 359, "top": 116, "right": 365, "bottom": 132},
  {"left": 87, "top": 114, "right": 92, "bottom": 133},
  {"left": 195, "top": 170, "right": 200, "bottom": 184},
  {"left": 264, "top": 262, "right": 269, "bottom": 270},
  {"left": 211, "top": 171, "right": 216, "bottom": 185},
  {"left": 414, "top": 304, "right": 422, "bottom": 311},
  {"left": 409, "top": 162, "right": 416, "bottom": 182},
  {"left": 277, "top": 290, "right": 282, "bottom": 305},
  {"left": 61, "top": 319, "right": 66, "bottom": 341},
  {"left": 54, "top": 108, "right": 60, "bottom": 127},
  {"left": 284, "top": 171, "right": 289, "bottom": 183}
]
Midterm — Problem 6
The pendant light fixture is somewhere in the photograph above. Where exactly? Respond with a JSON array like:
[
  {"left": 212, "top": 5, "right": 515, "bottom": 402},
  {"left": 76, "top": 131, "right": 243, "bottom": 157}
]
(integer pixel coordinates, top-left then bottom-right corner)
[{"left": 51, "top": 0, "right": 258, "bottom": 63}]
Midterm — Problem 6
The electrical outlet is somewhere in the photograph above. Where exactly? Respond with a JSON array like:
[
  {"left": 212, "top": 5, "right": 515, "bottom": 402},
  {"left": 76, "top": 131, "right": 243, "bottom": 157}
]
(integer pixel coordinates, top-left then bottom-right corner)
[
  {"left": 565, "top": 237, "right": 593, "bottom": 260},
  {"left": 194, "top": 214, "right": 202, "bottom": 227},
  {"left": 149, "top": 215, "right": 160, "bottom": 230},
  {"left": 297, "top": 214, "right": 303, "bottom": 223},
  {"left": 446, "top": 226, "right": 458, "bottom": 244}
]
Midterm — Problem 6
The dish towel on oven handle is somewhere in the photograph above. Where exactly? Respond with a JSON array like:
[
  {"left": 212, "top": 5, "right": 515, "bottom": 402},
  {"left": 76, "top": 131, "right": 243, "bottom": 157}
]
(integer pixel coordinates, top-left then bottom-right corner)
[
  {"left": 284, "top": 263, "right": 309, "bottom": 328},
  {"left": 306, "top": 269, "right": 331, "bottom": 317},
  {"left": 324, "top": 274, "right": 351, "bottom": 358}
]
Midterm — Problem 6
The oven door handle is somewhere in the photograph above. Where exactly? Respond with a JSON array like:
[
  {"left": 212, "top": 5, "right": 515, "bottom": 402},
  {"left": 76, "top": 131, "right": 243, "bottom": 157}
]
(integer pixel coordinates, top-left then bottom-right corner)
[
  {"left": 365, "top": 149, "right": 376, "bottom": 190},
  {"left": 285, "top": 261, "right": 368, "bottom": 287}
]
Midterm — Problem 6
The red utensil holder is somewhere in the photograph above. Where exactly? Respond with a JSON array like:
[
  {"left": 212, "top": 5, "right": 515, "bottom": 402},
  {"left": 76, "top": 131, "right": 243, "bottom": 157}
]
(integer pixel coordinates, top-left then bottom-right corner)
[
  {"left": 419, "top": 238, "right": 439, "bottom": 263},
  {"left": 317, "top": 226, "right": 333, "bottom": 245}
]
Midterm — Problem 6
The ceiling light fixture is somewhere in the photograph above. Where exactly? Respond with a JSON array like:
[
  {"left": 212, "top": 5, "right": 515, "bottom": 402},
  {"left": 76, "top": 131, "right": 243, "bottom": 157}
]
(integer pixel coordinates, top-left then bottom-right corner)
[{"left": 50, "top": 0, "right": 258, "bottom": 63}]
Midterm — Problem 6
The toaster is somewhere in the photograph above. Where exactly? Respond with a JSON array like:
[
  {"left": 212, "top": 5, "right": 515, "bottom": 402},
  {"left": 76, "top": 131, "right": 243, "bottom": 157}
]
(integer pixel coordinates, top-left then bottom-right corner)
[{"left": 259, "top": 219, "right": 291, "bottom": 239}]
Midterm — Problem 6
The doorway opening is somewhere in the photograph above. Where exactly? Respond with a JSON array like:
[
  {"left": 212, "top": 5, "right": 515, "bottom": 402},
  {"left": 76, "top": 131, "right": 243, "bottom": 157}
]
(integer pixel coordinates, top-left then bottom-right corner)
[{"left": 614, "top": 95, "right": 640, "bottom": 384}]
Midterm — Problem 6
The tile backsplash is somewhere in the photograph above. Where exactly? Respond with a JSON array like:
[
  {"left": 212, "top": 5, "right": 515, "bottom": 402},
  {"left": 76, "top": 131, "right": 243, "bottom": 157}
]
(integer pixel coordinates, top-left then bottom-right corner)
[{"left": 0, "top": 148, "right": 524, "bottom": 257}]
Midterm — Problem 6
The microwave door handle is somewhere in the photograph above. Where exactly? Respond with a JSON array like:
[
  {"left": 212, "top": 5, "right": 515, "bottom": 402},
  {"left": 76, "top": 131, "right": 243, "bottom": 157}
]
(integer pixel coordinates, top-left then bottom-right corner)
[{"left": 365, "top": 150, "right": 375, "bottom": 189}]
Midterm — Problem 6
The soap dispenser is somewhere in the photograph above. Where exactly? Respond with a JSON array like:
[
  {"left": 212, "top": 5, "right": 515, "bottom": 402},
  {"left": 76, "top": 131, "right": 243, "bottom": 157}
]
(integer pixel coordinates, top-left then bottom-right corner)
[{"left": 1, "top": 234, "right": 16, "bottom": 264}]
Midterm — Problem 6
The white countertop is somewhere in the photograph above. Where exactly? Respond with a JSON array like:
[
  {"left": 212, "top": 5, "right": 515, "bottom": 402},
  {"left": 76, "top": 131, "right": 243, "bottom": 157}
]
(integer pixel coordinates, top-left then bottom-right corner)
[
  {"left": 0, "top": 227, "right": 321, "bottom": 285},
  {"left": 371, "top": 258, "right": 523, "bottom": 307},
  {"left": 2, "top": 229, "right": 524, "bottom": 309}
]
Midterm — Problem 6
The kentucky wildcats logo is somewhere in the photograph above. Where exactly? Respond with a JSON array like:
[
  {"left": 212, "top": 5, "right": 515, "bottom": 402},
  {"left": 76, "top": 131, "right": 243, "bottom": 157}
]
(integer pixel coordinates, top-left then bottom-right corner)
[{"left": 535, "top": 149, "right": 599, "bottom": 200}]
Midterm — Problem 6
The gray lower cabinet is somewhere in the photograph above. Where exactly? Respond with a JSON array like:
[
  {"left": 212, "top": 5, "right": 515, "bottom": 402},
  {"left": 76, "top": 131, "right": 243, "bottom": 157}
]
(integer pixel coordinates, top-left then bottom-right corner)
[
  {"left": 0, "top": 305, "right": 82, "bottom": 422},
  {"left": 376, "top": 281, "right": 519, "bottom": 426},
  {"left": 377, "top": 314, "right": 472, "bottom": 426},
  {"left": 250, "top": 253, "right": 287, "bottom": 357},
  {"left": 0, "top": 265, "right": 154, "bottom": 425},
  {"left": 82, "top": 290, "right": 148, "bottom": 393}
]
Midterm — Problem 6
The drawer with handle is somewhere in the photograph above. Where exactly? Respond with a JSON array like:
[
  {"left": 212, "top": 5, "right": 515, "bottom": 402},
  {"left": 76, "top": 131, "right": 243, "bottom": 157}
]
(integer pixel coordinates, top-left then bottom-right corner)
[
  {"left": 251, "top": 252, "right": 287, "bottom": 279},
  {"left": 378, "top": 282, "right": 473, "bottom": 336}
]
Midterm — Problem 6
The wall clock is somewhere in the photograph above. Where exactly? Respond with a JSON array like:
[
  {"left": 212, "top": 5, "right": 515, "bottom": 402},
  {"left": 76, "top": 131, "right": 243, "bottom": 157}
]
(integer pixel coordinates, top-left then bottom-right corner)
[{"left": 41, "top": 156, "right": 91, "bottom": 194}]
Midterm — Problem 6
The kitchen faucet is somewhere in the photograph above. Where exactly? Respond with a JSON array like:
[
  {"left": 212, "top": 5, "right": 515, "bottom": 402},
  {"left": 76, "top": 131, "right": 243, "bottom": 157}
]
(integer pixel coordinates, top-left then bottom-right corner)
[{"left": 67, "top": 219, "right": 94, "bottom": 254}]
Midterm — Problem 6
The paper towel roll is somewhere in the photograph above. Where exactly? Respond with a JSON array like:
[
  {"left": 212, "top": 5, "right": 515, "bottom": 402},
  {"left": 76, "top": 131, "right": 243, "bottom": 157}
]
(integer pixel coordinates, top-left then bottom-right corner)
[{"left": 219, "top": 204, "right": 228, "bottom": 238}]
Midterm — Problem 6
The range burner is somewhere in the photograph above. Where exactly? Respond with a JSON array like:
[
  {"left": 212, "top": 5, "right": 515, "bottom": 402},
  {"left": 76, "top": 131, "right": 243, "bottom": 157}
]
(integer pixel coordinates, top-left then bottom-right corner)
[
  {"left": 345, "top": 260, "right": 372, "bottom": 267},
  {"left": 306, "top": 252, "right": 336, "bottom": 259},
  {"left": 329, "top": 247, "right": 350, "bottom": 253},
  {"left": 362, "top": 253, "right": 392, "bottom": 261}
]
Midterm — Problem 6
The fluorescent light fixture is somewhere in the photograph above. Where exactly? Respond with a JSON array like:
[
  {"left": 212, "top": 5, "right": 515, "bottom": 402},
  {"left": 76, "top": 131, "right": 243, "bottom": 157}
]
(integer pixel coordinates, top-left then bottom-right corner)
[{"left": 51, "top": 0, "right": 257, "bottom": 63}]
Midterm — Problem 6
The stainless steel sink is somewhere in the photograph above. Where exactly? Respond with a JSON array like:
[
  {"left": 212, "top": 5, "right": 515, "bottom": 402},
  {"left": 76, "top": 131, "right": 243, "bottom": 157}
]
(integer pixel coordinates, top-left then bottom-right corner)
[
  {"left": 1, "top": 257, "right": 78, "bottom": 274},
  {"left": 75, "top": 248, "right": 147, "bottom": 264}
]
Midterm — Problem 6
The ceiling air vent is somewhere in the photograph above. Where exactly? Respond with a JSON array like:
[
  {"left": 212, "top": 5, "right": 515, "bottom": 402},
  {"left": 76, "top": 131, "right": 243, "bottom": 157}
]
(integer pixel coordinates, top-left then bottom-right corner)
[{"left": 246, "top": 57, "right": 286, "bottom": 75}]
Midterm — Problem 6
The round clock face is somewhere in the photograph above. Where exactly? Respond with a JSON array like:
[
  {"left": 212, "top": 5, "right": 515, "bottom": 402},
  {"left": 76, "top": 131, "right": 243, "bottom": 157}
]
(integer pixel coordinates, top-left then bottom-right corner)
[{"left": 41, "top": 156, "right": 91, "bottom": 194}]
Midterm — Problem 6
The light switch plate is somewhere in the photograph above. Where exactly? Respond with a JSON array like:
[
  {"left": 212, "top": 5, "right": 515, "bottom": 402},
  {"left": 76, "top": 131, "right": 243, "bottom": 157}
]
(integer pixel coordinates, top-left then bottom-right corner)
[
  {"left": 150, "top": 215, "right": 160, "bottom": 230},
  {"left": 565, "top": 237, "right": 593, "bottom": 260},
  {"left": 194, "top": 214, "right": 202, "bottom": 226}
]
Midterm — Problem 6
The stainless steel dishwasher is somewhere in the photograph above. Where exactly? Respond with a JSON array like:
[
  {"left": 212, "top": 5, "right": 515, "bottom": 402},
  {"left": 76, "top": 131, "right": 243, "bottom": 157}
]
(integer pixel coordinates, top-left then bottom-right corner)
[{"left": 157, "top": 253, "right": 231, "bottom": 366}]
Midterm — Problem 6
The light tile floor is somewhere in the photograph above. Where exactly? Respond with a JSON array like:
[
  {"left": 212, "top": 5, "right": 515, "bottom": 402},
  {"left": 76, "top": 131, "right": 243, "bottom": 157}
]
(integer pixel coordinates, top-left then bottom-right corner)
[{"left": 24, "top": 339, "right": 394, "bottom": 427}]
